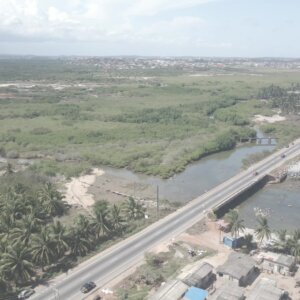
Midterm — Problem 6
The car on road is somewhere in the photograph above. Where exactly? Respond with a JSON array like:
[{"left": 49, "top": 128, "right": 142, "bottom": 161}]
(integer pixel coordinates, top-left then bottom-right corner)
[
  {"left": 93, "top": 295, "right": 102, "bottom": 300},
  {"left": 253, "top": 171, "right": 259, "bottom": 176},
  {"left": 281, "top": 153, "right": 286, "bottom": 158},
  {"left": 18, "top": 289, "right": 35, "bottom": 299},
  {"left": 80, "top": 281, "right": 96, "bottom": 293}
]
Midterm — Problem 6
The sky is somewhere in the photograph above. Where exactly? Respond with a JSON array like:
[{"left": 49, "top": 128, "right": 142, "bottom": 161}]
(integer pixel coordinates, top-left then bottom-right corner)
[{"left": 0, "top": 0, "right": 299, "bottom": 57}]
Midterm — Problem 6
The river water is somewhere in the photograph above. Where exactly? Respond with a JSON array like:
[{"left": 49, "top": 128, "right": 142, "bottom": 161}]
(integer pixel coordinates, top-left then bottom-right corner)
[
  {"left": 100, "top": 129, "right": 300, "bottom": 230},
  {"left": 238, "top": 180, "right": 300, "bottom": 231},
  {"left": 102, "top": 128, "right": 275, "bottom": 204}
]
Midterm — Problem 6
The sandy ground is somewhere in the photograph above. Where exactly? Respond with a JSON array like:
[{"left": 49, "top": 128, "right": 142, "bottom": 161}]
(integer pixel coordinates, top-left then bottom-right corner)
[
  {"left": 253, "top": 113, "right": 286, "bottom": 123},
  {"left": 63, "top": 168, "right": 104, "bottom": 209}
]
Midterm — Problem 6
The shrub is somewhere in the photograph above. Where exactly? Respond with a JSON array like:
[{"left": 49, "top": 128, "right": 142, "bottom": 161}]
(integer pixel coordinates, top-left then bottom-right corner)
[
  {"left": 6, "top": 150, "right": 19, "bottom": 159},
  {"left": 30, "top": 127, "right": 52, "bottom": 135}
]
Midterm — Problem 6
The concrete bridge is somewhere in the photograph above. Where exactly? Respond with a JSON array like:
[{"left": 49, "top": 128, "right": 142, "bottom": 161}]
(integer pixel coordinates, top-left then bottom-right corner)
[{"left": 239, "top": 137, "right": 278, "bottom": 145}]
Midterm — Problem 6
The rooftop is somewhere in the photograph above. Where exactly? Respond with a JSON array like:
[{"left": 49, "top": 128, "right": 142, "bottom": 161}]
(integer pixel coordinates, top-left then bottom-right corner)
[
  {"left": 247, "top": 278, "right": 283, "bottom": 300},
  {"left": 276, "top": 254, "right": 295, "bottom": 267},
  {"left": 209, "top": 281, "right": 245, "bottom": 300},
  {"left": 178, "top": 262, "right": 214, "bottom": 287},
  {"left": 258, "top": 252, "right": 295, "bottom": 267},
  {"left": 184, "top": 287, "right": 208, "bottom": 300},
  {"left": 148, "top": 279, "right": 188, "bottom": 300},
  {"left": 217, "top": 252, "right": 255, "bottom": 280}
]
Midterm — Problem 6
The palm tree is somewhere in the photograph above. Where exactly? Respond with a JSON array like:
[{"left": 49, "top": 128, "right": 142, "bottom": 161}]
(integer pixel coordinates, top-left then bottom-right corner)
[
  {"left": 110, "top": 204, "right": 125, "bottom": 234},
  {"left": 11, "top": 214, "right": 41, "bottom": 246},
  {"left": 255, "top": 216, "right": 271, "bottom": 246},
  {"left": 224, "top": 209, "right": 239, "bottom": 225},
  {"left": 50, "top": 220, "right": 70, "bottom": 258},
  {"left": 290, "top": 240, "right": 300, "bottom": 263},
  {"left": 38, "top": 183, "right": 65, "bottom": 217},
  {"left": 91, "top": 201, "right": 111, "bottom": 239},
  {"left": 292, "top": 229, "right": 300, "bottom": 241},
  {"left": 31, "top": 227, "right": 55, "bottom": 270},
  {"left": 0, "top": 272, "right": 9, "bottom": 294},
  {"left": 0, "top": 214, "right": 15, "bottom": 245},
  {"left": 230, "top": 219, "right": 245, "bottom": 238},
  {"left": 1, "top": 243, "right": 35, "bottom": 286},
  {"left": 74, "top": 214, "right": 92, "bottom": 238},
  {"left": 123, "top": 197, "right": 145, "bottom": 221},
  {"left": 69, "top": 227, "right": 90, "bottom": 257},
  {"left": 274, "top": 229, "right": 288, "bottom": 253},
  {"left": 224, "top": 209, "right": 244, "bottom": 238}
]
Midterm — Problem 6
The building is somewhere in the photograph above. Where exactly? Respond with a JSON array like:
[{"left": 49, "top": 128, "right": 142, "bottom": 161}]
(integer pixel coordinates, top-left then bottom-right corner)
[
  {"left": 184, "top": 287, "right": 208, "bottom": 300},
  {"left": 247, "top": 278, "right": 284, "bottom": 300},
  {"left": 223, "top": 235, "right": 243, "bottom": 249},
  {"left": 216, "top": 252, "right": 257, "bottom": 286},
  {"left": 259, "top": 252, "right": 296, "bottom": 276},
  {"left": 209, "top": 281, "right": 245, "bottom": 300},
  {"left": 178, "top": 262, "right": 215, "bottom": 289},
  {"left": 148, "top": 279, "right": 188, "bottom": 300}
]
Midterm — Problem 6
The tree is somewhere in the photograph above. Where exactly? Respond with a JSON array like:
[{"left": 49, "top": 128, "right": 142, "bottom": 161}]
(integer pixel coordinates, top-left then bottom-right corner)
[
  {"left": 1, "top": 243, "right": 35, "bottom": 286},
  {"left": 0, "top": 272, "right": 9, "bottom": 294},
  {"left": 69, "top": 227, "right": 90, "bottom": 257},
  {"left": 110, "top": 204, "right": 125, "bottom": 234},
  {"left": 38, "top": 183, "right": 65, "bottom": 217},
  {"left": 74, "top": 214, "right": 92, "bottom": 239},
  {"left": 123, "top": 197, "right": 145, "bottom": 221},
  {"left": 224, "top": 209, "right": 239, "bottom": 225},
  {"left": 0, "top": 214, "right": 15, "bottom": 245},
  {"left": 255, "top": 216, "right": 271, "bottom": 246},
  {"left": 230, "top": 219, "right": 245, "bottom": 238},
  {"left": 290, "top": 240, "right": 300, "bottom": 263},
  {"left": 274, "top": 229, "right": 288, "bottom": 253},
  {"left": 31, "top": 227, "right": 55, "bottom": 270},
  {"left": 91, "top": 200, "right": 111, "bottom": 239},
  {"left": 50, "top": 220, "right": 69, "bottom": 258},
  {"left": 224, "top": 209, "right": 244, "bottom": 238},
  {"left": 11, "top": 214, "right": 39, "bottom": 246}
]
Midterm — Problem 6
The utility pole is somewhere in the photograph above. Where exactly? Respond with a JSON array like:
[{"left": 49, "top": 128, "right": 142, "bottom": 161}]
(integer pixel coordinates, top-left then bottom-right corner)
[{"left": 156, "top": 185, "right": 159, "bottom": 218}]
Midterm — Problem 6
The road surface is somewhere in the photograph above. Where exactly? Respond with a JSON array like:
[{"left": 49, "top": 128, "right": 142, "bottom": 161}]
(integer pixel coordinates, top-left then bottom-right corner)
[{"left": 32, "top": 141, "right": 300, "bottom": 300}]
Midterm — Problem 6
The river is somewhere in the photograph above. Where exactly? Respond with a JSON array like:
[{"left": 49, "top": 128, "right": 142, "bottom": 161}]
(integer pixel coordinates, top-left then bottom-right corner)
[
  {"left": 101, "top": 128, "right": 275, "bottom": 203},
  {"left": 99, "top": 131, "right": 299, "bottom": 230},
  {"left": 238, "top": 180, "right": 300, "bottom": 231}
]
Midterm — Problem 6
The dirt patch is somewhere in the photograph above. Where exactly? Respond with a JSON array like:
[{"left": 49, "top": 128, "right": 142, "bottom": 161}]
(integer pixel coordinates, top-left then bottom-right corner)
[
  {"left": 63, "top": 168, "right": 104, "bottom": 209},
  {"left": 0, "top": 93, "right": 14, "bottom": 99},
  {"left": 253, "top": 114, "right": 286, "bottom": 123}
]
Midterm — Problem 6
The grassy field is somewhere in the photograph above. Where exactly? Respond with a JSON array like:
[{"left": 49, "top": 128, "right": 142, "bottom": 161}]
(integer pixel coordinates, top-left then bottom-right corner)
[{"left": 0, "top": 58, "right": 299, "bottom": 178}]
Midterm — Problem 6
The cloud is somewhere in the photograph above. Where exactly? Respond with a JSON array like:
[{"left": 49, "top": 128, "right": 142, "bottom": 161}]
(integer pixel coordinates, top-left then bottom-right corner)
[
  {"left": 0, "top": 0, "right": 229, "bottom": 53},
  {"left": 126, "top": 0, "right": 217, "bottom": 16}
]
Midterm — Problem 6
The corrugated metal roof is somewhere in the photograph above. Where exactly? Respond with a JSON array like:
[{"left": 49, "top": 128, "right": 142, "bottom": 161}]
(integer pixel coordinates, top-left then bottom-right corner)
[
  {"left": 247, "top": 278, "right": 283, "bottom": 300},
  {"left": 179, "top": 262, "right": 213, "bottom": 287},
  {"left": 209, "top": 282, "right": 245, "bottom": 300},
  {"left": 148, "top": 279, "right": 188, "bottom": 300},
  {"left": 217, "top": 252, "right": 255, "bottom": 280},
  {"left": 184, "top": 287, "right": 208, "bottom": 300}
]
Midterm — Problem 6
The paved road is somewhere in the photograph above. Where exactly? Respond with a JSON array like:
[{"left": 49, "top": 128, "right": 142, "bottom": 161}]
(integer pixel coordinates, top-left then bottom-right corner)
[{"left": 32, "top": 141, "right": 300, "bottom": 300}]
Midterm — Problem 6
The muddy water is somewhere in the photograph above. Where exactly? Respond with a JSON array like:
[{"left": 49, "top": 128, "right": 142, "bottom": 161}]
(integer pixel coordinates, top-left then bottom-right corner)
[
  {"left": 102, "top": 141, "right": 275, "bottom": 204},
  {"left": 237, "top": 180, "right": 300, "bottom": 231}
]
